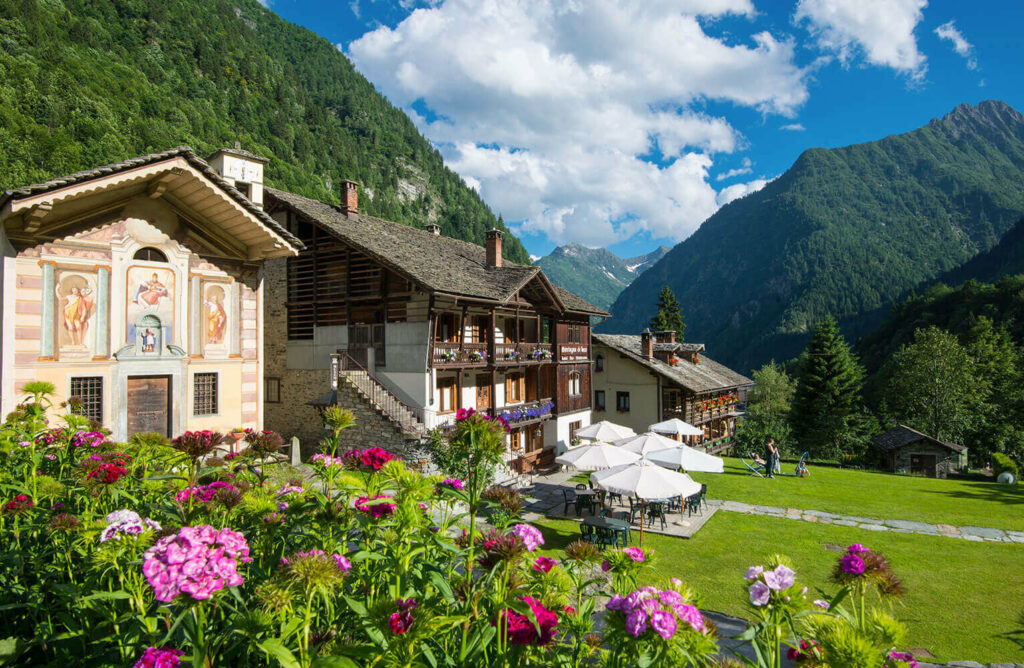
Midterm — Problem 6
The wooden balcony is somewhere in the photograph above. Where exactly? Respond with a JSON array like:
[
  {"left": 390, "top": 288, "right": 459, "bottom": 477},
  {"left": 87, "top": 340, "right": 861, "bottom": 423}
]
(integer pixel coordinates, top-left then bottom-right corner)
[
  {"left": 431, "top": 341, "right": 488, "bottom": 368},
  {"left": 494, "top": 342, "right": 554, "bottom": 366},
  {"left": 495, "top": 398, "right": 555, "bottom": 427}
]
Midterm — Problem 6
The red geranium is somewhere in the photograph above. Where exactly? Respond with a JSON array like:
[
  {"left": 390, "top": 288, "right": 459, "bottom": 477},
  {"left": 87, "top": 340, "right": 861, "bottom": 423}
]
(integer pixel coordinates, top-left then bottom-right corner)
[{"left": 494, "top": 596, "right": 559, "bottom": 645}]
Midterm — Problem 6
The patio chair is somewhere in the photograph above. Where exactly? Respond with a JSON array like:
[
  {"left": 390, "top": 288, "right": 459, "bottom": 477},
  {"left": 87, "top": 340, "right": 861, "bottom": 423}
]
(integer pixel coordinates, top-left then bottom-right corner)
[
  {"left": 742, "top": 457, "right": 765, "bottom": 477},
  {"left": 579, "top": 523, "right": 596, "bottom": 543},
  {"left": 595, "top": 526, "right": 618, "bottom": 550},
  {"left": 575, "top": 494, "right": 596, "bottom": 517},
  {"left": 684, "top": 493, "right": 702, "bottom": 517},
  {"left": 599, "top": 507, "right": 614, "bottom": 518},
  {"left": 614, "top": 512, "right": 634, "bottom": 545},
  {"left": 666, "top": 495, "right": 682, "bottom": 512},
  {"left": 627, "top": 497, "right": 642, "bottom": 524},
  {"left": 699, "top": 484, "right": 709, "bottom": 509},
  {"left": 575, "top": 483, "right": 588, "bottom": 491},
  {"left": 646, "top": 502, "right": 667, "bottom": 530},
  {"left": 561, "top": 488, "right": 576, "bottom": 515},
  {"left": 607, "top": 490, "right": 623, "bottom": 505}
]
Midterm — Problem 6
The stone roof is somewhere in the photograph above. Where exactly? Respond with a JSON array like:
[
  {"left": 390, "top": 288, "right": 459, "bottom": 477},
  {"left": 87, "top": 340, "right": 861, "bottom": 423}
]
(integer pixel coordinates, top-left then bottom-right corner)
[
  {"left": 593, "top": 333, "right": 753, "bottom": 394},
  {"left": 0, "top": 146, "right": 303, "bottom": 251},
  {"left": 653, "top": 342, "right": 704, "bottom": 353},
  {"left": 265, "top": 187, "right": 608, "bottom": 316},
  {"left": 209, "top": 146, "right": 270, "bottom": 164},
  {"left": 872, "top": 425, "right": 966, "bottom": 453}
]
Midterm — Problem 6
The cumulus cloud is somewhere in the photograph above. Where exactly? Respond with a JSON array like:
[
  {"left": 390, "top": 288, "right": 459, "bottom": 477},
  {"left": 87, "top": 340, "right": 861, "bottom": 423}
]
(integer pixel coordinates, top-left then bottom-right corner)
[
  {"left": 934, "top": 20, "right": 977, "bottom": 70},
  {"left": 716, "top": 157, "right": 753, "bottom": 181},
  {"left": 348, "top": 0, "right": 809, "bottom": 244},
  {"left": 716, "top": 177, "right": 769, "bottom": 206},
  {"left": 780, "top": 123, "right": 805, "bottom": 131},
  {"left": 795, "top": 0, "right": 928, "bottom": 80}
]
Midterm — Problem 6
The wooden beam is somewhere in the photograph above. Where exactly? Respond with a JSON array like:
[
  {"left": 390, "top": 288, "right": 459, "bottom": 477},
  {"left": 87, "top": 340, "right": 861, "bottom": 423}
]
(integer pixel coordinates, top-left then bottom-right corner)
[
  {"left": 147, "top": 168, "right": 185, "bottom": 199},
  {"left": 23, "top": 201, "right": 52, "bottom": 234}
]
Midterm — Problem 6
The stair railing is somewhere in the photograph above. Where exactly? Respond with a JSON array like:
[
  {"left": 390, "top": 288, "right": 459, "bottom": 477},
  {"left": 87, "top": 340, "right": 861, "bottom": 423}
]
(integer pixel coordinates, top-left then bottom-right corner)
[{"left": 333, "top": 352, "right": 425, "bottom": 435}]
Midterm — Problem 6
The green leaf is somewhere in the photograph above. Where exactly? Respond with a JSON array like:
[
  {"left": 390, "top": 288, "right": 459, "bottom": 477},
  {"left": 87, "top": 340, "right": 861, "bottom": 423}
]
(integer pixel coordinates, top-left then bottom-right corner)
[
  {"left": 310, "top": 657, "right": 360, "bottom": 668},
  {"left": 258, "top": 638, "right": 301, "bottom": 668}
]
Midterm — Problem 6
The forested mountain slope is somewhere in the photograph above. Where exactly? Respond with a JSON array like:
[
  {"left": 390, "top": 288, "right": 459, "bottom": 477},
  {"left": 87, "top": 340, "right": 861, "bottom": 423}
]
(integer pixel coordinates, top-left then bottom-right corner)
[
  {"left": 940, "top": 216, "right": 1024, "bottom": 286},
  {"left": 0, "top": 0, "right": 529, "bottom": 263},
  {"left": 603, "top": 101, "right": 1024, "bottom": 373}
]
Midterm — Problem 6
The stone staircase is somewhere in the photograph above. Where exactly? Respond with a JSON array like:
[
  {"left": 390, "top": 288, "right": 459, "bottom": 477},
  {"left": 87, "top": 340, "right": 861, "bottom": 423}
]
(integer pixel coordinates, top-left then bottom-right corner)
[{"left": 337, "top": 367, "right": 426, "bottom": 439}]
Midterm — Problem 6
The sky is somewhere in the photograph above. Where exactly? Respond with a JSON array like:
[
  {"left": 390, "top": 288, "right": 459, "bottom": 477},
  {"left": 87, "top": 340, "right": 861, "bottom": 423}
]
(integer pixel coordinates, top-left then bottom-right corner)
[{"left": 261, "top": 0, "right": 1024, "bottom": 260}]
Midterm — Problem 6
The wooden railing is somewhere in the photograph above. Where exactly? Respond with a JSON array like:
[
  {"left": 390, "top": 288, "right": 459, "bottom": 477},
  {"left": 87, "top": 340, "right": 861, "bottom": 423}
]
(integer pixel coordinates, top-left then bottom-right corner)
[
  {"left": 431, "top": 341, "right": 488, "bottom": 367},
  {"left": 494, "top": 342, "right": 554, "bottom": 365},
  {"left": 334, "top": 353, "right": 425, "bottom": 435},
  {"left": 495, "top": 398, "right": 555, "bottom": 426}
]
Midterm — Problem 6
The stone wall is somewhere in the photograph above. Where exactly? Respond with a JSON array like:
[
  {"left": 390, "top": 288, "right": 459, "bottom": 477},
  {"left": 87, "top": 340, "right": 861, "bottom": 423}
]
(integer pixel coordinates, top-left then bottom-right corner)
[
  {"left": 891, "top": 440, "right": 960, "bottom": 478},
  {"left": 335, "top": 379, "right": 431, "bottom": 467}
]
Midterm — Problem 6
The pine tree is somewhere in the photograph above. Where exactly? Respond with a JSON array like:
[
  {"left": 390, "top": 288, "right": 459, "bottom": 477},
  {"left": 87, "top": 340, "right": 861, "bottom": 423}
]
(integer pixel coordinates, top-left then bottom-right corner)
[
  {"left": 790, "top": 316, "right": 869, "bottom": 459},
  {"left": 649, "top": 286, "right": 685, "bottom": 339}
]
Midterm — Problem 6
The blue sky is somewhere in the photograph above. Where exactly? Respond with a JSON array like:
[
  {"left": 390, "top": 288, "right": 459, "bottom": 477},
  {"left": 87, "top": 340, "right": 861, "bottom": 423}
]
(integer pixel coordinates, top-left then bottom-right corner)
[{"left": 263, "top": 0, "right": 1024, "bottom": 259}]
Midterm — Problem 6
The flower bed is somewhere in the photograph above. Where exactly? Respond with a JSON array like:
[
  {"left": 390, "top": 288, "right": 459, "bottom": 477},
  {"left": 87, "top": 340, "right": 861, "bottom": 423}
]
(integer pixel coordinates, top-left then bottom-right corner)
[{"left": 0, "top": 385, "right": 923, "bottom": 667}]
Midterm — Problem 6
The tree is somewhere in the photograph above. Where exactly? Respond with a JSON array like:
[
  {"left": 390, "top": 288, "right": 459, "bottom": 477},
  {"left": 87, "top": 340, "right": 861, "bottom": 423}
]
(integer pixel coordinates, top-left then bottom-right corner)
[
  {"left": 790, "top": 316, "right": 869, "bottom": 459},
  {"left": 963, "top": 318, "right": 1024, "bottom": 464},
  {"left": 737, "top": 361, "right": 796, "bottom": 455},
  {"left": 649, "top": 286, "right": 685, "bottom": 338},
  {"left": 881, "top": 326, "right": 983, "bottom": 446}
]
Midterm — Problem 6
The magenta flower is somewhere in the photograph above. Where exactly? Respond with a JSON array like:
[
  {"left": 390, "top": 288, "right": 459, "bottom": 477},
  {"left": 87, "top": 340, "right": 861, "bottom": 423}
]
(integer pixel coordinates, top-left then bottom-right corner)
[
  {"left": 133, "top": 646, "right": 184, "bottom": 668},
  {"left": 601, "top": 560, "right": 611, "bottom": 572},
  {"left": 606, "top": 594, "right": 626, "bottom": 611},
  {"left": 437, "top": 477, "right": 465, "bottom": 492},
  {"left": 624, "top": 609, "right": 650, "bottom": 637},
  {"left": 355, "top": 495, "right": 398, "bottom": 519},
  {"left": 333, "top": 553, "right": 352, "bottom": 573},
  {"left": 840, "top": 553, "right": 866, "bottom": 575},
  {"left": 887, "top": 651, "right": 920, "bottom": 668},
  {"left": 494, "top": 596, "right": 559, "bottom": 645},
  {"left": 143, "top": 525, "right": 251, "bottom": 602},
  {"left": 622, "top": 546, "right": 646, "bottom": 562},
  {"left": 649, "top": 609, "right": 677, "bottom": 639},
  {"left": 748, "top": 581, "right": 770, "bottom": 606},
  {"left": 848, "top": 543, "right": 870, "bottom": 554},
  {"left": 674, "top": 603, "right": 705, "bottom": 632},
  {"left": 509, "top": 524, "right": 544, "bottom": 552},
  {"left": 533, "top": 556, "right": 557, "bottom": 573}
]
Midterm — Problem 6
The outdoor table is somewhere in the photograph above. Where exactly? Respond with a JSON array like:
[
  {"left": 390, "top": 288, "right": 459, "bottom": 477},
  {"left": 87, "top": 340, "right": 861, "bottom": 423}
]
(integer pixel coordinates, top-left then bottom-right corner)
[
  {"left": 574, "top": 489, "right": 598, "bottom": 516},
  {"left": 583, "top": 516, "right": 631, "bottom": 546}
]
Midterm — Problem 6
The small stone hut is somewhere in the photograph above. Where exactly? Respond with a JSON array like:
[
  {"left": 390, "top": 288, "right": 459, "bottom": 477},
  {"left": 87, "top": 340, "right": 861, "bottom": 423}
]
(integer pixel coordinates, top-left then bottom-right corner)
[{"left": 872, "top": 425, "right": 967, "bottom": 478}]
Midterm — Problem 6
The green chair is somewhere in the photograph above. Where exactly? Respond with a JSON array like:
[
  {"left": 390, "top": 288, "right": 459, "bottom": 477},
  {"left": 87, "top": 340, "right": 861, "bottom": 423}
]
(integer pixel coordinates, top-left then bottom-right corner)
[
  {"left": 646, "top": 502, "right": 667, "bottom": 530},
  {"left": 580, "top": 523, "right": 596, "bottom": 543}
]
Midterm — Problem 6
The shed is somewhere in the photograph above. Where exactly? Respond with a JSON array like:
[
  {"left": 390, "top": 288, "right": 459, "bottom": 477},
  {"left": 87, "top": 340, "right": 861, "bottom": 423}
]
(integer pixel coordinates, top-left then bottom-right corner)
[{"left": 872, "top": 425, "right": 967, "bottom": 478}]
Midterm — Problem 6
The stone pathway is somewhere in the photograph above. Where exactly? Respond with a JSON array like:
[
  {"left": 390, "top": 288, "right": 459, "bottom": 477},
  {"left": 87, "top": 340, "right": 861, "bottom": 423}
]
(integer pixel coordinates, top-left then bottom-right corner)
[{"left": 708, "top": 499, "right": 1024, "bottom": 544}]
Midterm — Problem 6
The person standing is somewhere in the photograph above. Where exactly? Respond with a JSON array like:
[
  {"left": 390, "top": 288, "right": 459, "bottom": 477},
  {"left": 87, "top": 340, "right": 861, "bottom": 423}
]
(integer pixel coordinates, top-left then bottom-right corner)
[{"left": 764, "top": 439, "right": 778, "bottom": 479}]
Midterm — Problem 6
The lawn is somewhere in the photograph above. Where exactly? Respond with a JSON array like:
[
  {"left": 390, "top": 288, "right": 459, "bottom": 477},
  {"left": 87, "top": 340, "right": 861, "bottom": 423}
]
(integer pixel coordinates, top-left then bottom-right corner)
[
  {"left": 535, "top": 513, "right": 1024, "bottom": 663},
  {"left": 673, "top": 458, "right": 1024, "bottom": 531}
]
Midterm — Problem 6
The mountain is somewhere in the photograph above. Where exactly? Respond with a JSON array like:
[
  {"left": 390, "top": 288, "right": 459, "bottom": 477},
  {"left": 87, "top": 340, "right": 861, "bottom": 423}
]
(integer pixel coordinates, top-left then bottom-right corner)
[
  {"left": 0, "top": 0, "right": 529, "bottom": 263},
  {"left": 603, "top": 100, "right": 1024, "bottom": 373},
  {"left": 536, "top": 244, "right": 669, "bottom": 310},
  {"left": 940, "top": 216, "right": 1024, "bottom": 286}
]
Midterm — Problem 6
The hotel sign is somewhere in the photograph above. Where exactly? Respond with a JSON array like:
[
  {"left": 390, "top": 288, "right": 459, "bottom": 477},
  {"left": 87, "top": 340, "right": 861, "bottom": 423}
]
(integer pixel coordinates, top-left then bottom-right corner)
[{"left": 559, "top": 344, "right": 589, "bottom": 362}]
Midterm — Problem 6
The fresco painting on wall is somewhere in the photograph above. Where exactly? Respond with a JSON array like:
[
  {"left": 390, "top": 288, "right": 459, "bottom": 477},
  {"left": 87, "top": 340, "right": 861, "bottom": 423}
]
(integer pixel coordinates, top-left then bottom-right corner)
[
  {"left": 57, "top": 273, "right": 95, "bottom": 352},
  {"left": 204, "top": 284, "right": 228, "bottom": 346},
  {"left": 126, "top": 266, "right": 175, "bottom": 347}
]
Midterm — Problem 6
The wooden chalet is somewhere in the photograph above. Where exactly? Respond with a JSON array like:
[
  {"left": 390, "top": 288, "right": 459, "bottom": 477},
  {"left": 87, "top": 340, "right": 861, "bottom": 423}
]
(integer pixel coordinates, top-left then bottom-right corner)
[
  {"left": 872, "top": 425, "right": 967, "bottom": 478},
  {"left": 591, "top": 330, "right": 752, "bottom": 452},
  {"left": 260, "top": 184, "right": 608, "bottom": 466}
]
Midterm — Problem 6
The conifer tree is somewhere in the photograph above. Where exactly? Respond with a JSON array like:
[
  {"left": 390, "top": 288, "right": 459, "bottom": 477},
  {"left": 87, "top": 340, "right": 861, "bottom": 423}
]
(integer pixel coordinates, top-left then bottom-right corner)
[
  {"left": 790, "top": 316, "right": 869, "bottom": 459},
  {"left": 649, "top": 286, "right": 685, "bottom": 339}
]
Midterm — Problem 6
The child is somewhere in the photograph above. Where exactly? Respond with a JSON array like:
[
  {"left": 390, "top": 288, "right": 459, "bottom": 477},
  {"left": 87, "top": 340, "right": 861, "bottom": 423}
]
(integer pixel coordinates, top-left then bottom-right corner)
[{"left": 795, "top": 460, "right": 809, "bottom": 478}]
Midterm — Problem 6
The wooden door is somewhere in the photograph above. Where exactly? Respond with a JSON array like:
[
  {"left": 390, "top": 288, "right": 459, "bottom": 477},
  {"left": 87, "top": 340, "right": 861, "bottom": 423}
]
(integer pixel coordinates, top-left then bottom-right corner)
[
  {"left": 526, "top": 425, "right": 544, "bottom": 453},
  {"left": 911, "top": 454, "right": 936, "bottom": 477},
  {"left": 126, "top": 375, "right": 171, "bottom": 437},
  {"left": 475, "top": 374, "right": 492, "bottom": 410},
  {"left": 347, "top": 324, "right": 371, "bottom": 367}
]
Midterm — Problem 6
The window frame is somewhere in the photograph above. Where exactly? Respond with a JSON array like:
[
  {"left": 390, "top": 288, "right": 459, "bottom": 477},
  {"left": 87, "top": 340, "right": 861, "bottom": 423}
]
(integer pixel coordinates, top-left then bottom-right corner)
[
  {"left": 568, "top": 371, "right": 582, "bottom": 398},
  {"left": 69, "top": 375, "right": 104, "bottom": 424},
  {"left": 505, "top": 373, "right": 524, "bottom": 404},
  {"left": 437, "top": 377, "right": 458, "bottom": 414},
  {"left": 616, "top": 391, "right": 630, "bottom": 413},
  {"left": 569, "top": 420, "right": 583, "bottom": 442},
  {"left": 265, "top": 377, "right": 281, "bottom": 404},
  {"left": 595, "top": 354, "right": 604, "bottom": 372},
  {"left": 594, "top": 389, "right": 606, "bottom": 412},
  {"left": 193, "top": 371, "right": 219, "bottom": 417}
]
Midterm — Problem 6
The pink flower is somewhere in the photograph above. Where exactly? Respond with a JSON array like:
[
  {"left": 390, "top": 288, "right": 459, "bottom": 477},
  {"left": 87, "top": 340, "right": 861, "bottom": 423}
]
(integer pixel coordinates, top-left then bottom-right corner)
[
  {"left": 674, "top": 603, "right": 705, "bottom": 632},
  {"left": 437, "top": 477, "right": 465, "bottom": 492},
  {"left": 622, "top": 546, "right": 645, "bottom": 562},
  {"left": 134, "top": 646, "right": 184, "bottom": 668},
  {"left": 494, "top": 596, "right": 558, "bottom": 645},
  {"left": 840, "top": 553, "right": 866, "bottom": 575},
  {"left": 847, "top": 543, "right": 869, "bottom": 554},
  {"left": 649, "top": 610, "right": 676, "bottom": 639},
  {"left": 509, "top": 524, "right": 544, "bottom": 552},
  {"left": 624, "top": 609, "right": 649, "bottom": 637},
  {"left": 333, "top": 554, "right": 352, "bottom": 573},
  {"left": 887, "top": 651, "right": 920, "bottom": 668},
  {"left": 143, "top": 525, "right": 250, "bottom": 602},
  {"left": 763, "top": 564, "right": 795, "bottom": 591},
  {"left": 533, "top": 556, "right": 557, "bottom": 573},
  {"left": 748, "top": 581, "right": 770, "bottom": 606},
  {"left": 355, "top": 495, "right": 397, "bottom": 519}
]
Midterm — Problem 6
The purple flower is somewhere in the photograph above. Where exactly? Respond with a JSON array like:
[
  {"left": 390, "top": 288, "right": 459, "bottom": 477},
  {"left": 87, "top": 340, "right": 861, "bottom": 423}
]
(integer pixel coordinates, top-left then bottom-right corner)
[
  {"left": 333, "top": 554, "right": 352, "bottom": 573},
  {"left": 763, "top": 564, "right": 795, "bottom": 591},
  {"left": 813, "top": 599, "right": 830, "bottom": 610},
  {"left": 674, "top": 603, "right": 705, "bottom": 632},
  {"left": 143, "top": 525, "right": 250, "bottom": 602},
  {"left": 601, "top": 560, "right": 611, "bottom": 572},
  {"left": 606, "top": 595, "right": 626, "bottom": 612},
  {"left": 658, "top": 590, "right": 684, "bottom": 607},
  {"left": 509, "top": 524, "right": 544, "bottom": 552},
  {"left": 847, "top": 543, "right": 869, "bottom": 554},
  {"left": 624, "top": 609, "right": 649, "bottom": 637},
  {"left": 438, "top": 477, "right": 465, "bottom": 492},
  {"left": 649, "top": 610, "right": 677, "bottom": 640},
  {"left": 840, "top": 553, "right": 866, "bottom": 575},
  {"left": 888, "top": 651, "right": 920, "bottom": 668},
  {"left": 134, "top": 646, "right": 184, "bottom": 668},
  {"left": 748, "top": 581, "right": 770, "bottom": 606},
  {"left": 744, "top": 565, "right": 764, "bottom": 580}
]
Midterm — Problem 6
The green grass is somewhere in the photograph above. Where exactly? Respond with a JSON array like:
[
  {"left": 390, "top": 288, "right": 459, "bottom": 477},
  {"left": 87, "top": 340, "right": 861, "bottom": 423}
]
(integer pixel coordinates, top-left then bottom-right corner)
[
  {"left": 535, "top": 513, "right": 1024, "bottom": 663},
  {"left": 678, "top": 458, "right": 1024, "bottom": 531}
]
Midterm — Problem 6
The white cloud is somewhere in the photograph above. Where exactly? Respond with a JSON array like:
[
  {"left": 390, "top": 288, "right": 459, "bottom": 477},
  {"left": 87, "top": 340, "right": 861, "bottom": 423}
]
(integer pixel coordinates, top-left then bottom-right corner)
[
  {"left": 780, "top": 123, "right": 805, "bottom": 131},
  {"left": 716, "top": 157, "right": 753, "bottom": 181},
  {"left": 795, "top": 0, "right": 928, "bottom": 80},
  {"left": 934, "top": 20, "right": 977, "bottom": 70},
  {"left": 348, "top": 0, "right": 810, "bottom": 245},
  {"left": 716, "top": 177, "right": 769, "bottom": 206}
]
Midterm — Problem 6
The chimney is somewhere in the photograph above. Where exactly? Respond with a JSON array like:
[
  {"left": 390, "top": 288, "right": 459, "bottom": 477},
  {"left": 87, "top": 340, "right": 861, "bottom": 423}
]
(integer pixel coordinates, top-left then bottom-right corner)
[
  {"left": 427, "top": 223, "right": 441, "bottom": 235},
  {"left": 486, "top": 228, "right": 503, "bottom": 268},
  {"left": 640, "top": 328, "right": 653, "bottom": 359},
  {"left": 340, "top": 180, "right": 358, "bottom": 216}
]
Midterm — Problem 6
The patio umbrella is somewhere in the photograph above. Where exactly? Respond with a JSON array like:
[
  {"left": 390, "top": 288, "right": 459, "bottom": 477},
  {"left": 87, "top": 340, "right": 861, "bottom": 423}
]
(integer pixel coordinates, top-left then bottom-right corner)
[
  {"left": 555, "top": 442, "right": 641, "bottom": 471},
  {"left": 649, "top": 418, "right": 703, "bottom": 439},
  {"left": 591, "top": 459, "right": 701, "bottom": 544},
  {"left": 613, "top": 431, "right": 681, "bottom": 456},
  {"left": 574, "top": 420, "right": 636, "bottom": 442},
  {"left": 646, "top": 444, "right": 725, "bottom": 473}
]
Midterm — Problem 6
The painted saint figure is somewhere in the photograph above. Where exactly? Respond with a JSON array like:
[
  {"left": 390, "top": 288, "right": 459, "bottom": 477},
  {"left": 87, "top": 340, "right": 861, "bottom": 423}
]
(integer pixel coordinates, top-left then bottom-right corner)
[
  {"left": 204, "top": 287, "right": 227, "bottom": 345},
  {"left": 134, "top": 273, "right": 169, "bottom": 306},
  {"left": 61, "top": 285, "right": 94, "bottom": 347},
  {"left": 141, "top": 328, "right": 157, "bottom": 353}
]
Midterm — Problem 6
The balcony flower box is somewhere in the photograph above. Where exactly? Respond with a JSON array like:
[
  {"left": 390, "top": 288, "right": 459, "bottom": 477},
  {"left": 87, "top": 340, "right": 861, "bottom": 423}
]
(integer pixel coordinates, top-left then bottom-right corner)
[{"left": 468, "top": 351, "right": 487, "bottom": 362}]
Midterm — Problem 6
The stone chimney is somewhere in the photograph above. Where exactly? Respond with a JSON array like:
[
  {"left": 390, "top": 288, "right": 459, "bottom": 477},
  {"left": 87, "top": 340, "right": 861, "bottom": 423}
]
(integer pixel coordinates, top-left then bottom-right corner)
[
  {"left": 486, "top": 228, "right": 503, "bottom": 268},
  {"left": 340, "top": 180, "right": 358, "bottom": 216},
  {"left": 427, "top": 223, "right": 441, "bottom": 235},
  {"left": 654, "top": 330, "right": 676, "bottom": 344},
  {"left": 640, "top": 329, "right": 653, "bottom": 359}
]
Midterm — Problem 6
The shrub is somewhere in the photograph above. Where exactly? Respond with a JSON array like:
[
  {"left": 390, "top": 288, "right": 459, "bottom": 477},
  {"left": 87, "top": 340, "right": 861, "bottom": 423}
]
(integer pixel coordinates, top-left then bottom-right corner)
[{"left": 993, "top": 452, "right": 1019, "bottom": 481}]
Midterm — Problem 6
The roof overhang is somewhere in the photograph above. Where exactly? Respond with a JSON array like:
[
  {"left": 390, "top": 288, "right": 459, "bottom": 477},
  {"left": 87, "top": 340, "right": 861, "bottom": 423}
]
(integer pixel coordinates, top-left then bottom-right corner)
[{"left": 1, "top": 155, "right": 299, "bottom": 260}]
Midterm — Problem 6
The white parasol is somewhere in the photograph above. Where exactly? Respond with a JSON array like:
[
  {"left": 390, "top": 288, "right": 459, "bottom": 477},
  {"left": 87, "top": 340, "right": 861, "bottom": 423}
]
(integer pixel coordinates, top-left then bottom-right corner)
[
  {"left": 649, "top": 418, "right": 703, "bottom": 438},
  {"left": 591, "top": 459, "right": 702, "bottom": 543},
  {"left": 646, "top": 445, "right": 725, "bottom": 473},
  {"left": 613, "top": 431, "right": 681, "bottom": 456},
  {"left": 555, "top": 442, "right": 641, "bottom": 471},
  {"left": 574, "top": 420, "right": 636, "bottom": 442}
]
